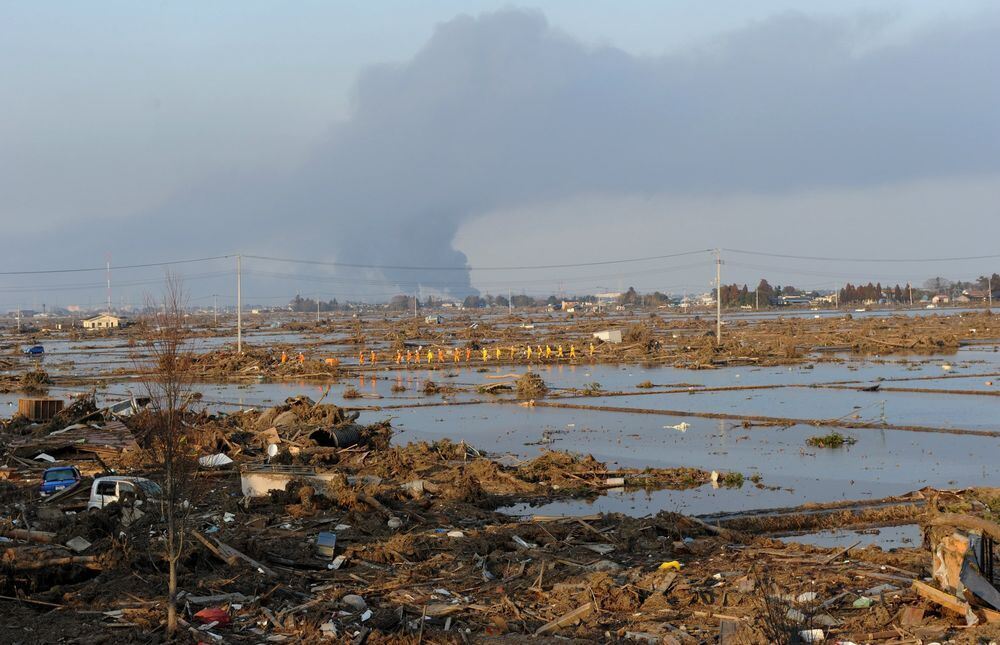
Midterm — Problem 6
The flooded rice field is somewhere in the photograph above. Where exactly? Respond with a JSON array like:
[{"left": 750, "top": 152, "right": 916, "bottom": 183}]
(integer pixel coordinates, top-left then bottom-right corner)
[
  {"left": 18, "top": 336, "right": 996, "bottom": 527},
  {"left": 4, "top": 310, "right": 1000, "bottom": 641}
]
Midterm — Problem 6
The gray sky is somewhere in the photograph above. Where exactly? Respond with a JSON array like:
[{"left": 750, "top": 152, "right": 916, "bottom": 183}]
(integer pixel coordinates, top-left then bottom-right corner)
[{"left": 1, "top": 1, "right": 998, "bottom": 307}]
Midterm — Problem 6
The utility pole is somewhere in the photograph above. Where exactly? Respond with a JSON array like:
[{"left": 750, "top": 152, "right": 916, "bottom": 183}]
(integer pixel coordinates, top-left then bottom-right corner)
[
  {"left": 213, "top": 294, "right": 218, "bottom": 326},
  {"left": 715, "top": 249, "right": 722, "bottom": 344},
  {"left": 755, "top": 287, "right": 759, "bottom": 311},
  {"left": 106, "top": 254, "right": 112, "bottom": 314},
  {"left": 508, "top": 288, "right": 512, "bottom": 316},
  {"left": 990, "top": 276, "right": 993, "bottom": 310},
  {"left": 316, "top": 296, "right": 321, "bottom": 323},
  {"left": 236, "top": 255, "right": 243, "bottom": 354},
  {"left": 16, "top": 305, "right": 21, "bottom": 333},
  {"left": 908, "top": 284, "right": 913, "bottom": 307}
]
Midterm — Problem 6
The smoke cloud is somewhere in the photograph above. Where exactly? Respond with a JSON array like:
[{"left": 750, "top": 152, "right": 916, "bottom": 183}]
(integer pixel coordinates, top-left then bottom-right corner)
[{"left": 7, "top": 8, "right": 1000, "bottom": 300}]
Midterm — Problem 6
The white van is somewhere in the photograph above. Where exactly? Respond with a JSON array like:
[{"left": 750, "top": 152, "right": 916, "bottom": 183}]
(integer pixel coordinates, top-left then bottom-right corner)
[{"left": 88, "top": 476, "right": 162, "bottom": 510}]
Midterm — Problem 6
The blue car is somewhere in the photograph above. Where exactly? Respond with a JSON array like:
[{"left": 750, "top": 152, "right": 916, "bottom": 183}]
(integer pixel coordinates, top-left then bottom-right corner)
[
  {"left": 24, "top": 345, "right": 45, "bottom": 355},
  {"left": 39, "top": 466, "right": 82, "bottom": 496}
]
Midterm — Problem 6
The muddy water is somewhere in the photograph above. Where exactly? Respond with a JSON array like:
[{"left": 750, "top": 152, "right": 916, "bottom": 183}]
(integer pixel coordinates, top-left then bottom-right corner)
[
  {"left": 779, "top": 524, "right": 922, "bottom": 550},
  {"left": 10, "top": 337, "right": 998, "bottom": 520},
  {"left": 396, "top": 402, "right": 997, "bottom": 516}
]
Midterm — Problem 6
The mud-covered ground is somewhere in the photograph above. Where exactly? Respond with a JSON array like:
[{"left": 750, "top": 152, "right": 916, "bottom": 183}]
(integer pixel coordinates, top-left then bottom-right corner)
[{"left": 2, "top": 308, "right": 999, "bottom": 642}]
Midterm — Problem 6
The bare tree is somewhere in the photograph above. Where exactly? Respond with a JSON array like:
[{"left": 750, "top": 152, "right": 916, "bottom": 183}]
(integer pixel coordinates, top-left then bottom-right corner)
[{"left": 136, "top": 273, "right": 196, "bottom": 636}]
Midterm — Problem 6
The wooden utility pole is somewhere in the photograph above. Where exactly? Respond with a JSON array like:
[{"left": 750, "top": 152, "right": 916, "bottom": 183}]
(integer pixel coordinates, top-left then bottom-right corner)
[
  {"left": 715, "top": 249, "right": 722, "bottom": 344},
  {"left": 236, "top": 255, "right": 242, "bottom": 353}
]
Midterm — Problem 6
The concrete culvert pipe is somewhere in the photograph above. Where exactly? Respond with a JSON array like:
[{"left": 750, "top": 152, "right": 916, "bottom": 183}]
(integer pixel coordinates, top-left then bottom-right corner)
[{"left": 309, "top": 425, "right": 362, "bottom": 448}]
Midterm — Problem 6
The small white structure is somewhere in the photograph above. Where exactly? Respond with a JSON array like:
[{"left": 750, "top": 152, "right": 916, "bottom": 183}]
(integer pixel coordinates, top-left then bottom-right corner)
[
  {"left": 82, "top": 313, "right": 121, "bottom": 330},
  {"left": 593, "top": 329, "right": 623, "bottom": 344},
  {"left": 240, "top": 465, "right": 343, "bottom": 497}
]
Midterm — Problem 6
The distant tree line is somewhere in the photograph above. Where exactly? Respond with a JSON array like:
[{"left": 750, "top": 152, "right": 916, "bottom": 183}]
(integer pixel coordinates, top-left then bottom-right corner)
[
  {"left": 289, "top": 294, "right": 340, "bottom": 312},
  {"left": 286, "top": 270, "right": 999, "bottom": 312}
]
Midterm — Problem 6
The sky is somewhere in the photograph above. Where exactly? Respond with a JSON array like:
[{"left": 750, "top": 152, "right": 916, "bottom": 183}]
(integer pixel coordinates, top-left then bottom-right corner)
[{"left": 1, "top": 1, "right": 998, "bottom": 308}]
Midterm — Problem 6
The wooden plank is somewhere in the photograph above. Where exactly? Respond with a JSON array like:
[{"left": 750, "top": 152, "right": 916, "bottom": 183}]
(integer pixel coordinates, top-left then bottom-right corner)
[
  {"left": 533, "top": 602, "right": 596, "bottom": 635},
  {"left": 0, "top": 528, "right": 56, "bottom": 544},
  {"left": 823, "top": 540, "right": 861, "bottom": 564},
  {"left": 928, "top": 513, "right": 1000, "bottom": 542},
  {"left": 719, "top": 618, "right": 740, "bottom": 645},
  {"left": 899, "top": 606, "right": 924, "bottom": 626},
  {"left": 190, "top": 530, "right": 238, "bottom": 566},
  {"left": 911, "top": 580, "right": 971, "bottom": 617}
]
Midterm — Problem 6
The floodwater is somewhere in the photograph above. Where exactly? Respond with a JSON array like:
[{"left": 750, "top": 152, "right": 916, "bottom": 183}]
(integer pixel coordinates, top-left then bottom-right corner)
[
  {"left": 778, "top": 524, "right": 922, "bottom": 550},
  {"left": 7, "top": 328, "right": 998, "bottom": 525}
]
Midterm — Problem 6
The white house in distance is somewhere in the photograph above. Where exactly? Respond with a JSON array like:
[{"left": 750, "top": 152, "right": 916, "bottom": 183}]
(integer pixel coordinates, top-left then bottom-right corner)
[{"left": 82, "top": 313, "right": 122, "bottom": 330}]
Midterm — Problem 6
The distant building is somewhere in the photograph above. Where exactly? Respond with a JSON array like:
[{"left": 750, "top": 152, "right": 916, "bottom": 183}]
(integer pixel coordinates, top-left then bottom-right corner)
[
  {"left": 82, "top": 314, "right": 121, "bottom": 330},
  {"left": 777, "top": 295, "right": 812, "bottom": 306},
  {"left": 593, "top": 329, "right": 623, "bottom": 344},
  {"left": 931, "top": 294, "right": 950, "bottom": 305}
]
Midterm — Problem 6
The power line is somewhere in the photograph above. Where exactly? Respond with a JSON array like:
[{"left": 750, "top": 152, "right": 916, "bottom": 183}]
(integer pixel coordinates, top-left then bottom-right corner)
[
  {"left": 724, "top": 248, "right": 1000, "bottom": 263},
  {"left": 0, "top": 255, "right": 233, "bottom": 276},
  {"left": 243, "top": 260, "right": 711, "bottom": 289},
  {"left": 243, "top": 249, "right": 712, "bottom": 272},
  {"left": 0, "top": 270, "right": 233, "bottom": 293}
]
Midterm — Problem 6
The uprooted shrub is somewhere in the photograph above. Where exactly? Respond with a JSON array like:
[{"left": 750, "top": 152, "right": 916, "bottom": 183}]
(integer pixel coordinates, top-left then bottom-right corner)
[
  {"left": 806, "top": 432, "right": 857, "bottom": 448},
  {"left": 515, "top": 372, "right": 548, "bottom": 399},
  {"left": 19, "top": 369, "right": 52, "bottom": 393}
]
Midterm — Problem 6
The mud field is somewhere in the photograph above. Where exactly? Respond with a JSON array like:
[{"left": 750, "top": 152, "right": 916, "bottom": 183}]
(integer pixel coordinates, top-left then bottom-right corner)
[{"left": 1, "top": 307, "right": 1000, "bottom": 643}]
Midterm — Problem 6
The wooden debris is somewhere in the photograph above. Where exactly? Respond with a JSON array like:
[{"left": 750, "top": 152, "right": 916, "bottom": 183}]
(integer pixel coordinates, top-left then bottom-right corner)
[
  {"left": 533, "top": 601, "right": 597, "bottom": 635},
  {"left": 911, "top": 580, "right": 976, "bottom": 623}
]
